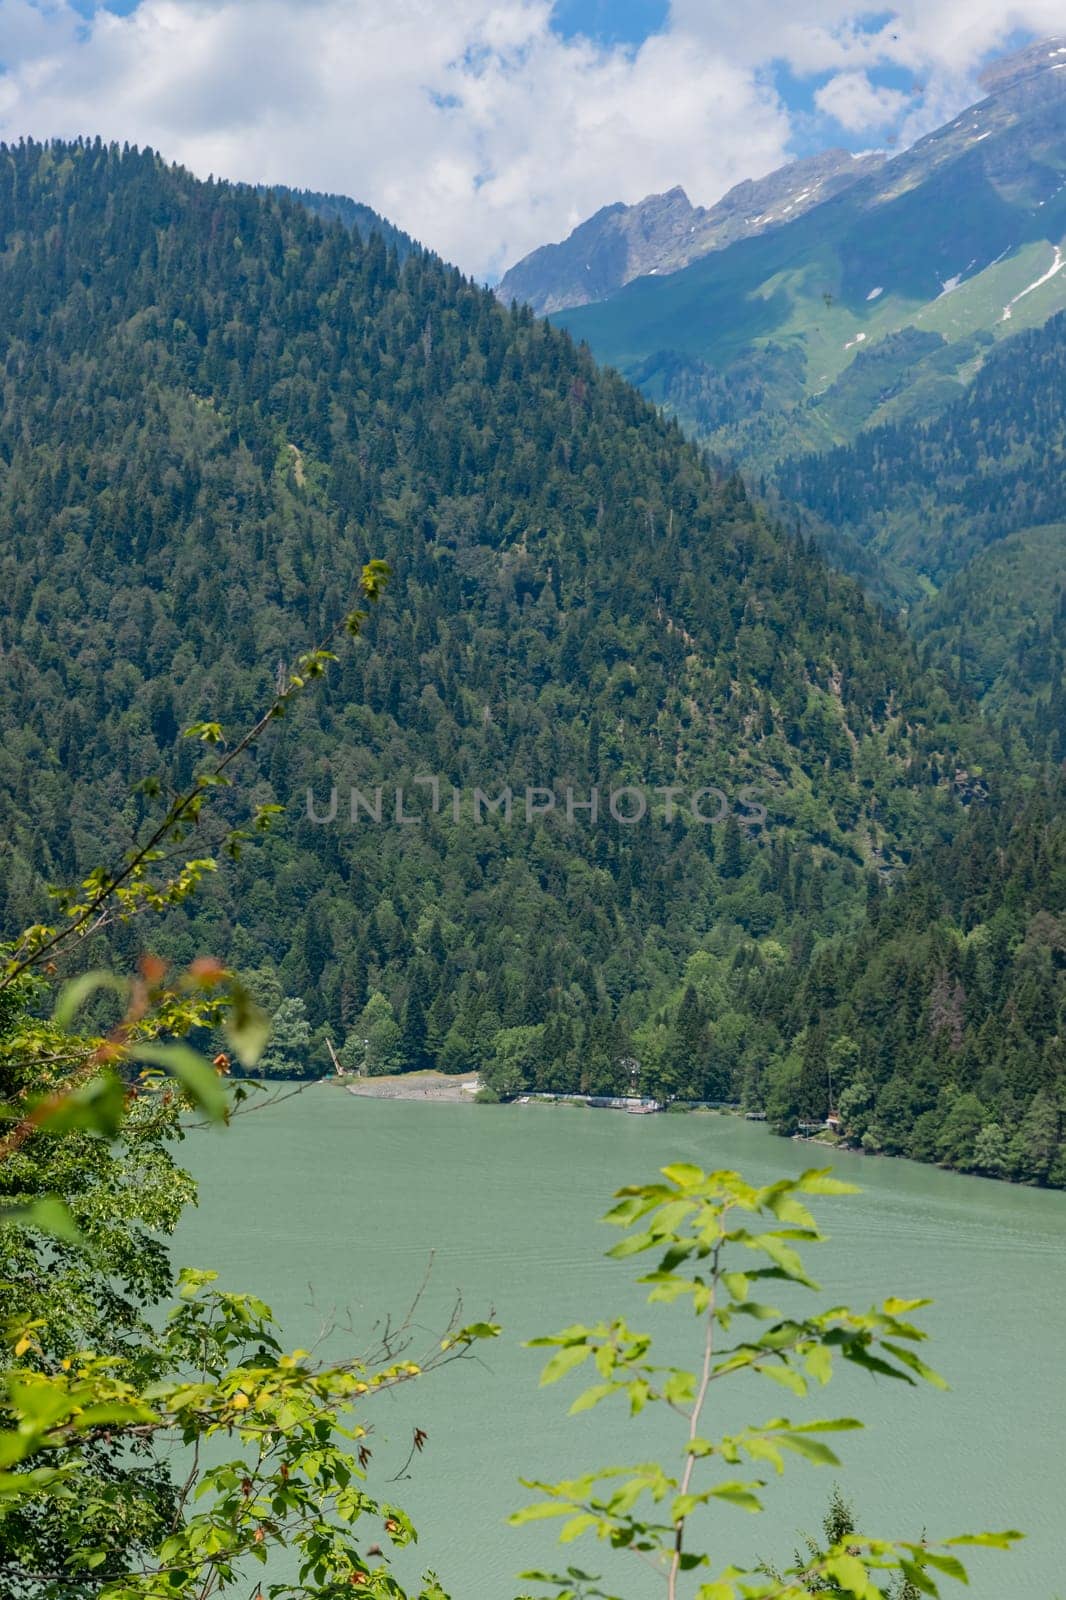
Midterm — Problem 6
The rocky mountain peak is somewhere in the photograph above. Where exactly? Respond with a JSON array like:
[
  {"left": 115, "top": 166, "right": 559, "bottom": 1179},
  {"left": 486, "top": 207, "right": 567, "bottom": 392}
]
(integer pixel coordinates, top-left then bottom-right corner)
[{"left": 496, "top": 149, "right": 882, "bottom": 314}]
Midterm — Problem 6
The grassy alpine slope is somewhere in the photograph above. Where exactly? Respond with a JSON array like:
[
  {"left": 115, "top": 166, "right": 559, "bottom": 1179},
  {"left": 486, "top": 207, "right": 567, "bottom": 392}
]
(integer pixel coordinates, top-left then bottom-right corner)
[{"left": 555, "top": 49, "right": 1066, "bottom": 470}]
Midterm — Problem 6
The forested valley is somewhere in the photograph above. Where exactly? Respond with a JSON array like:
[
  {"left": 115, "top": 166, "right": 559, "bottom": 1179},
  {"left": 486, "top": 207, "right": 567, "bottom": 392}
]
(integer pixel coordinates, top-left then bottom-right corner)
[{"left": 0, "top": 137, "right": 1062, "bottom": 1185}]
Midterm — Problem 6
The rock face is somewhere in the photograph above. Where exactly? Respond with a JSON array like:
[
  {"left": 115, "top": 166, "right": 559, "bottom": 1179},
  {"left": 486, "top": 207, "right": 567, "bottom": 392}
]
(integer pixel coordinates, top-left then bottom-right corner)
[{"left": 496, "top": 149, "right": 885, "bottom": 314}]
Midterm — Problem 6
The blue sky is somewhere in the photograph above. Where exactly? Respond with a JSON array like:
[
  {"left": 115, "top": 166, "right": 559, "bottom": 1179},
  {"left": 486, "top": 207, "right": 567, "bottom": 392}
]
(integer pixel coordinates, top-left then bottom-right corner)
[
  {"left": 0, "top": 1, "right": 1060, "bottom": 275},
  {"left": 552, "top": 0, "right": 670, "bottom": 48}
]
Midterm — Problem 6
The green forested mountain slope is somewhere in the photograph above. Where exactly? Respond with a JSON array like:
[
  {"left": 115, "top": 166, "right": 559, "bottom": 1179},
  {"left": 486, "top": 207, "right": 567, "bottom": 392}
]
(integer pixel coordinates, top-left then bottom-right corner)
[
  {"left": 498, "top": 45, "right": 1066, "bottom": 751},
  {"left": 581, "top": 771, "right": 1066, "bottom": 1184},
  {"left": 771, "top": 307, "right": 1066, "bottom": 737},
  {"left": 751, "top": 775, "right": 1066, "bottom": 1185},
  {"left": 628, "top": 176, "right": 1066, "bottom": 753},
  {"left": 0, "top": 138, "right": 1007, "bottom": 1109},
  {"left": 910, "top": 524, "right": 1065, "bottom": 755},
  {"left": 265, "top": 183, "right": 417, "bottom": 259}
]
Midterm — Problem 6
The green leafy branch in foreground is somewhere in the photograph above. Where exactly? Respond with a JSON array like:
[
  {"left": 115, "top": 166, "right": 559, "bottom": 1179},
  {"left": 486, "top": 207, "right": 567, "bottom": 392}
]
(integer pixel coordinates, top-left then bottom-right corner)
[
  {"left": 1, "top": 559, "right": 391, "bottom": 993},
  {"left": 1, "top": 954, "right": 266, "bottom": 1155},
  {"left": 513, "top": 1166, "right": 1021, "bottom": 1599},
  {"left": 2, "top": 1269, "right": 499, "bottom": 1598},
  {"left": 0, "top": 946, "right": 280, "bottom": 1263}
]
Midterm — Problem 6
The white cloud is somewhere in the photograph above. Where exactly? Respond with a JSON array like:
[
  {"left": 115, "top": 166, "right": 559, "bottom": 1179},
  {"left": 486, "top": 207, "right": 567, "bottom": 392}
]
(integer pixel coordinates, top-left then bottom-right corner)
[
  {"left": 814, "top": 70, "right": 908, "bottom": 131},
  {"left": 0, "top": 0, "right": 793, "bottom": 277},
  {"left": 669, "top": 0, "right": 1064, "bottom": 76},
  {"left": 0, "top": 0, "right": 1062, "bottom": 277}
]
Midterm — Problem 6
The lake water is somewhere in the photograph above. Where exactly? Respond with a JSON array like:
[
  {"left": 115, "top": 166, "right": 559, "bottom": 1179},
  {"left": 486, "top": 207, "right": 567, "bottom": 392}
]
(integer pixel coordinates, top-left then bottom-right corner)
[{"left": 178, "top": 1089, "right": 1066, "bottom": 1599}]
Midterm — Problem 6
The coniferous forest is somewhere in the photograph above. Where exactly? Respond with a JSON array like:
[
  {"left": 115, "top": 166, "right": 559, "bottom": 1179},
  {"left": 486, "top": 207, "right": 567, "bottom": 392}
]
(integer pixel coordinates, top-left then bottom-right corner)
[{"left": 0, "top": 137, "right": 1062, "bottom": 1184}]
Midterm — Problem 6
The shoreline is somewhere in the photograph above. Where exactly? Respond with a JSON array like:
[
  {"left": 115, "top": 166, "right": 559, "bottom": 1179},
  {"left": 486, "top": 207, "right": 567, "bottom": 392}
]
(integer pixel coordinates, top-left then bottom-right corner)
[
  {"left": 342, "top": 1070, "right": 477, "bottom": 1103},
  {"left": 292, "top": 1081, "right": 1066, "bottom": 1192},
  {"left": 336, "top": 1076, "right": 741, "bottom": 1116}
]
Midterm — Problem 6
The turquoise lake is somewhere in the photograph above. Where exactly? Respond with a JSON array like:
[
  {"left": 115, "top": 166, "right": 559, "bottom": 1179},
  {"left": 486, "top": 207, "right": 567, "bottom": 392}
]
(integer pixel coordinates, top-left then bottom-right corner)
[{"left": 178, "top": 1090, "right": 1066, "bottom": 1599}]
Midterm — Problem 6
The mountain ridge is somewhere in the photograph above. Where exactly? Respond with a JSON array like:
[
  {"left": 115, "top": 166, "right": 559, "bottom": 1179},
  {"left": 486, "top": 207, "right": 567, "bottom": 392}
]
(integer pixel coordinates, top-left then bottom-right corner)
[
  {"left": 263, "top": 184, "right": 419, "bottom": 260},
  {"left": 496, "top": 148, "right": 883, "bottom": 314},
  {"left": 558, "top": 43, "right": 1066, "bottom": 372},
  {"left": 541, "top": 34, "right": 1066, "bottom": 567},
  {"left": 504, "top": 36, "right": 1066, "bottom": 325}
]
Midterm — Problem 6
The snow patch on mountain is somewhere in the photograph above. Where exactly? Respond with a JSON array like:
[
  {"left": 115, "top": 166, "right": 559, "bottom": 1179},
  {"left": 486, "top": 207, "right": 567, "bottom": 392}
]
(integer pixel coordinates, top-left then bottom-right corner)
[{"left": 1001, "top": 244, "right": 1065, "bottom": 320}]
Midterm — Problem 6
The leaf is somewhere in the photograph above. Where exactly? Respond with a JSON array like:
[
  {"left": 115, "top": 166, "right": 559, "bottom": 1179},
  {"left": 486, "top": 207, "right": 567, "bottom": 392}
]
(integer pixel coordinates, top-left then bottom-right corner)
[
  {"left": 804, "top": 1344, "right": 833, "bottom": 1386},
  {"left": 944, "top": 1532, "right": 1024, "bottom": 1549},
  {"left": 721, "top": 1272, "right": 750, "bottom": 1301},
  {"left": 750, "top": 1232, "right": 817, "bottom": 1288},
  {"left": 759, "top": 1364, "right": 807, "bottom": 1397},
  {"left": 661, "top": 1163, "right": 703, "bottom": 1188},
  {"left": 35, "top": 1072, "right": 126, "bottom": 1138},
  {"left": 569, "top": 1383, "right": 618, "bottom": 1415},
  {"left": 53, "top": 971, "right": 129, "bottom": 1031},
  {"left": 896, "top": 1555, "right": 941, "bottom": 1593},
  {"left": 920, "top": 1552, "right": 968, "bottom": 1582},
  {"left": 658, "top": 1239, "right": 697, "bottom": 1271},
  {"left": 709, "top": 1482, "right": 763, "bottom": 1513},
  {"left": 183, "top": 721, "right": 224, "bottom": 744},
  {"left": 509, "top": 1503, "right": 574, "bottom": 1526},
  {"left": 540, "top": 1344, "right": 591, "bottom": 1386},
  {"left": 128, "top": 1043, "right": 228, "bottom": 1119},
  {"left": 776, "top": 1433, "right": 840, "bottom": 1466},
  {"left": 763, "top": 1192, "right": 818, "bottom": 1230},
  {"left": 360, "top": 558, "right": 392, "bottom": 600},
  {"left": 0, "top": 1196, "right": 85, "bottom": 1247},
  {"left": 824, "top": 1553, "right": 870, "bottom": 1595},
  {"left": 644, "top": 1270, "right": 698, "bottom": 1304},
  {"left": 662, "top": 1372, "right": 696, "bottom": 1405},
  {"left": 897, "top": 1559, "right": 940, "bottom": 1595},
  {"left": 797, "top": 1170, "right": 859, "bottom": 1196},
  {"left": 604, "top": 1195, "right": 653, "bottom": 1227},
  {"left": 224, "top": 981, "right": 271, "bottom": 1068},
  {"left": 742, "top": 1436, "right": 784, "bottom": 1472},
  {"left": 178, "top": 1267, "right": 219, "bottom": 1299},
  {"left": 732, "top": 1300, "right": 782, "bottom": 1321},
  {"left": 449, "top": 1321, "right": 500, "bottom": 1343},
  {"left": 776, "top": 1417, "right": 862, "bottom": 1433},
  {"left": 626, "top": 1379, "right": 650, "bottom": 1415},
  {"left": 650, "top": 1199, "right": 696, "bottom": 1236},
  {"left": 842, "top": 1344, "right": 915, "bottom": 1384},
  {"left": 606, "top": 1231, "right": 657, "bottom": 1259},
  {"left": 881, "top": 1341, "right": 948, "bottom": 1390},
  {"left": 559, "top": 1513, "right": 599, "bottom": 1543}
]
